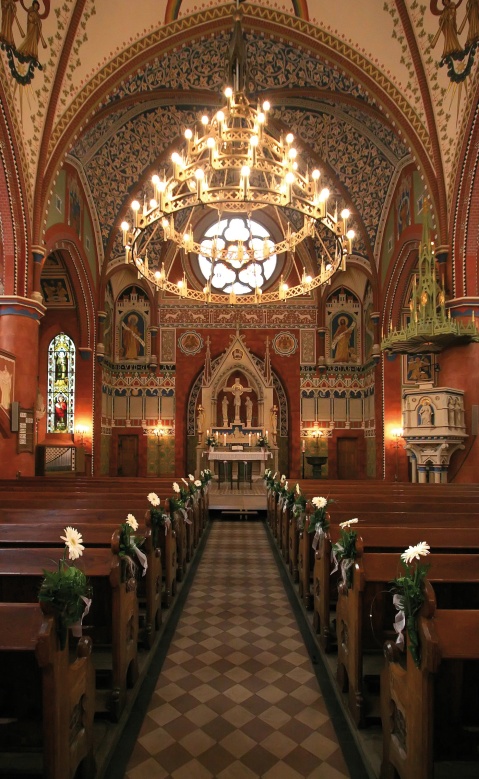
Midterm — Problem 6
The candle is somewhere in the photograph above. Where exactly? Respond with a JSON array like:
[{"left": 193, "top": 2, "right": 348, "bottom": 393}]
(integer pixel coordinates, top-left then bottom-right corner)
[
  {"left": 248, "top": 433, "right": 251, "bottom": 445},
  {"left": 224, "top": 434, "right": 226, "bottom": 445},
  {"left": 302, "top": 439, "right": 305, "bottom": 452},
  {"left": 265, "top": 430, "right": 268, "bottom": 438},
  {"left": 206, "top": 429, "right": 209, "bottom": 436}
]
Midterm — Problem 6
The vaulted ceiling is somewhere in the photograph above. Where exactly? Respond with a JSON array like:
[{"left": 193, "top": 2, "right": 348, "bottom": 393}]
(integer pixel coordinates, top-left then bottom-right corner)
[{"left": 2, "top": 0, "right": 478, "bottom": 288}]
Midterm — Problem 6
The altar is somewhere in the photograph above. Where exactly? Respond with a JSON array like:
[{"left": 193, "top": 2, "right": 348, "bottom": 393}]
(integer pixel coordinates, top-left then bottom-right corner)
[{"left": 199, "top": 448, "right": 274, "bottom": 480}]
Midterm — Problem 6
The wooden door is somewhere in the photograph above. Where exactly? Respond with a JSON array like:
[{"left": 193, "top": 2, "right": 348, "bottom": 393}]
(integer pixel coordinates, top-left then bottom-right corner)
[
  {"left": 337, "top": 438, "right": 359, "bottom": 479},
  {"left": 117, "top": 435, "right": 138, "bottom": 477}
]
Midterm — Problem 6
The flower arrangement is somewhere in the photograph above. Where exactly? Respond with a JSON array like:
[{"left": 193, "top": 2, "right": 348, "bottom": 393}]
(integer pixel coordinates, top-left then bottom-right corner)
[
  {"left": 200, "top": 468, "right": 213, "bottom": 486},
  {"left": 38, "top": 527, "right": 92, "bottom": 649},
  {"left": 263, "top": 469, "right": 275, "bottom": 490},
  {"left": 307, "top": 496, "right": 334, "bottom": 548},
  {"left": 331, "top": 518, "right": 359, "bottom": 589},
  {"left": 206, "top": 435, "right": 218, "bottom": 448},
  {"left": 168, "top": 481, "right": 189, "bottom": 518},
  {"left": 118, "top": 514, "right": 148, "bottom": 578},
  {"left": 390, "top": 541, "right": 430, "bottom": 668},
  {"left": 257, "top": 434, "right": 269, "bottom": 448},
  {"left": 281, "top": 482, "right": 297, "bottom": 513},
  {"left": 146, "top": 492, "right": 172, "bottom": 547},
  {"left": 292, "top": 483, "right": 307, "bottom": 519}
]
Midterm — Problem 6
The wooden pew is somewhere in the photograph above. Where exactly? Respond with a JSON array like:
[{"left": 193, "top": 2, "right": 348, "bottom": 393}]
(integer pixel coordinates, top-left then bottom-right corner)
[
  {"left": 0, "top": 541, "right": 138, "bottom": 721},
  {"left": 381, "top": 580, "right": 479, "bottom": 779},
  {"left": 312, "top": 525, "right": 479, "bottom": 654},
  {"left": 0, "top": 521, "right": 162, "bottom": 650},
  {"left": 336, "top": 545, "right": 479, "bottom": 728},
  {"left": 0, "top": 603, "right": 95, "bottom": 779}
]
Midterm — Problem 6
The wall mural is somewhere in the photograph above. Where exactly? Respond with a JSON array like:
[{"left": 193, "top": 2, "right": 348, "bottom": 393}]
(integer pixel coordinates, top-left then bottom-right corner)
[
  {"left": 404, "top": 354, "right": 435, "bottom": 384},
  {"left": 40, "top": 277, "right": 71, "bottom": 305},
  {"left": 272, "top": 332, "right": 298, "bottom": 357},
  {"left": 0, "top": 0, "right": 50, "bottom": 85},
  {"left": 178, "top": 331, "right": 203, "bottom": 356},
  {"left": 0, "top": 351, "right": 14, "bottom": 412},
  {"left": 326, "top": 289, "right": 361, "bottom": 364},
  {"left": 68, "top": 173, "right": 82, "bottom": 237},
  {"left": 115, "top": 286, "right": 150, "bottom": 363},
  {"left": 430, "top": 0, "right": 479, "bottom": 83}
]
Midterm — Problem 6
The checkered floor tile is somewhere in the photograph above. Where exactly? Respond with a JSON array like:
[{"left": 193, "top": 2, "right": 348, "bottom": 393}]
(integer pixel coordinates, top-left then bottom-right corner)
[{"left": 126, "top": 522, "right": 350, "bottom": 778}]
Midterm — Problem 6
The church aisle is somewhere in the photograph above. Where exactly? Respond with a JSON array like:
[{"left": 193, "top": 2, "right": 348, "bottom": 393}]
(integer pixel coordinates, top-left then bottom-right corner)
[{"left": 125, "top": 521, "right": 352, "bottom": 779}]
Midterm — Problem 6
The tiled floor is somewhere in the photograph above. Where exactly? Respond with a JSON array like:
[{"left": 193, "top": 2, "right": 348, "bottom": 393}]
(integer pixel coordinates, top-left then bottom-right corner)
[{"left": 125, "top": 521, "right": 350, "bottom": 778}]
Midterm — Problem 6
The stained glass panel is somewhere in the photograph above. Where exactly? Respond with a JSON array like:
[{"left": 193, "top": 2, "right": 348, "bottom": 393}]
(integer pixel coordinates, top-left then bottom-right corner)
[{"left": 47, "top": 333, "right": 76, "bottom": 433}]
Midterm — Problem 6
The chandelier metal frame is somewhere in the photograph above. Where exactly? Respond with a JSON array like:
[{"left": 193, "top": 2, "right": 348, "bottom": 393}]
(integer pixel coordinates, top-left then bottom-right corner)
[{"left": 120, "top": 86, "right": 354, "bottom": 305}]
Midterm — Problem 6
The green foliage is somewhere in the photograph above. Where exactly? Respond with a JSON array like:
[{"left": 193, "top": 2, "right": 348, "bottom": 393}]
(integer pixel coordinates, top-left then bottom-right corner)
[
  {"left": 391, "top": 560, "right": 429, "bottom": 667},
  {"left": 332, "top": 529, "right": 357, "bottom": 589},
  {"left": 38, "top": 557, "right": 91, "bottom": 649}
]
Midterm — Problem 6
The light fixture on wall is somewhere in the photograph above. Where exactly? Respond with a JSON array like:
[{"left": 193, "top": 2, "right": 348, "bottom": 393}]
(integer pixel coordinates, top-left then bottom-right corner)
[
  {"left": 75, "top": 425, "right": 87, "bottom": 445},
  {"left": 120, "top": 13, "right": 354, "bottom": 305},
  {"left": 153, "top": 426, "right": 164, "bottom": 444},
  {"left": 391, "top": 426, "right": 404, "bottom": 482}
]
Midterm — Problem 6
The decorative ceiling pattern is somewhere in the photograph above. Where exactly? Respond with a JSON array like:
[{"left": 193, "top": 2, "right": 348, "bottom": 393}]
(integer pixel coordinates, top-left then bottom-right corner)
[
  {"left": 69, "top": 32, "right": 409, "bottom": 266},
  {"left": 100, "top": 32, "right": 371, "bottom": 106}
]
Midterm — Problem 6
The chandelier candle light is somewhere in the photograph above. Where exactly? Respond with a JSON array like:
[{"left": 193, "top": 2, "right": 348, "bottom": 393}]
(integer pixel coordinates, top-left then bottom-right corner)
[{"left": 120, "top": 83, "right": 354, "bottom": 304}]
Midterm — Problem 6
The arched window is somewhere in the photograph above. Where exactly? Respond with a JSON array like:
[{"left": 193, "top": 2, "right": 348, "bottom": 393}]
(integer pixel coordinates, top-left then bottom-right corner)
[
  {"left": 47, "top": 333, "right": 76, "bottom": 433},
  {"left": 198, "top": 216, "right": 278, "bottom": 295}
]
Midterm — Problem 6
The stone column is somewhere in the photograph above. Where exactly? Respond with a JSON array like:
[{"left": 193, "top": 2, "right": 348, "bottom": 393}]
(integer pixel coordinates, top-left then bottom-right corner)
[{"left": 31, "top": 245, "right": 46, "bottom": 304}]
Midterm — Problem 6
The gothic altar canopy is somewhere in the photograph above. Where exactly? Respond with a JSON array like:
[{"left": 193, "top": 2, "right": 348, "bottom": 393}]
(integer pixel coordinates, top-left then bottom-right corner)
[{"left": 197, "top": 333, "right": 277, "bottom": 447}]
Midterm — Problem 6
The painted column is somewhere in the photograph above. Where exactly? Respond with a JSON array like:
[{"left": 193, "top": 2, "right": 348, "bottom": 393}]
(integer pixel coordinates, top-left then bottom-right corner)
[
  {"left": 31, "top": 245, "right": 46, "bottom": 303},
  {"left": 0, "top": 296, "right": 45, "bottom": 475}
]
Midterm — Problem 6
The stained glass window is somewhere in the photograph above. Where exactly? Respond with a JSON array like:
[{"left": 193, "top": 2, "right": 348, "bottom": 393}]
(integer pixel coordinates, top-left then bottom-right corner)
[
  {"left": 47, "top": 333, "right": 76, "bottom": 433},
  {"left": 198, "top": 217, "right": 278, "bottom": 295}
]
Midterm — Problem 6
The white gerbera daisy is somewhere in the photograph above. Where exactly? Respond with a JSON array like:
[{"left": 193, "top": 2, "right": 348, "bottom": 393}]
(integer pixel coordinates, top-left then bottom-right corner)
[
  {"left": 273, "top": 472, "right": 278, "bottom": 480},
  {"left": 339, "top": 518, "right": 359, "bottom": 529},
  {"left": 189, "top": 473, "right": 195, "bottom": 481},
  {"left": 312, "top": 496, "right": 327, "bottom": 509},
  {"left": 194, "top": 480, "right": 202, "bottom": 487},
  {"left": 126, "top": 514, "right": 138, "bottom": 531},
  {"left": 61, "top": 526, "right": 85, "bottom": 561},
  {"left": 181, "top": 478, "right": 188, "bottom": 486},
  {"left": 284, "top": 481, "right": 288, "bottom": 491},
  {"left": 280, "top": 474, "right": 286, "bottom": 483},
  {"left": 401, "top": 541, "right": 430, "bottom": 565},
  {"left": 147, "top": 492, "right": 160, "bottom": 507},
  {"left": 172, "top": 482, "right": 180, "bottom": 493},
  {"left": 296, "top": 483, "right": 300, "bottom": 495}
]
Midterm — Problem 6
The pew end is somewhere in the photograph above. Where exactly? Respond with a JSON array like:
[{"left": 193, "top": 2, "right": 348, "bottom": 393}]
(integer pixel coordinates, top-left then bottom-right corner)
[
  {"left": 0, "top": 603, "right": 95, "bottom": 779},
  {"left": 381, "top": 581, "right": 479, "bottom": 779}
]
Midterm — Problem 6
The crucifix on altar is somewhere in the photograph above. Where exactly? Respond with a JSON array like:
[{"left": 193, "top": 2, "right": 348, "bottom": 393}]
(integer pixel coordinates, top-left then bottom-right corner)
[{"left": 223, "top": 376, "right": 252, "bottom": 425}]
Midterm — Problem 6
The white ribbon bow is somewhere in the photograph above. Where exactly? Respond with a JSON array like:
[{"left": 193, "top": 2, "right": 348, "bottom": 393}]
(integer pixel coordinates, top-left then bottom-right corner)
[
  {"left": 133, "top": 544, "right": 148, "bottom": 576},
  {"left": 393, "top": 593, "right": 406, "bottom": 650},
  {"left": 312, "top": 523, "right": 324, "bottom": 550},
  {"left": 331, "top": 546, "right": 354, "bottom": 586}
]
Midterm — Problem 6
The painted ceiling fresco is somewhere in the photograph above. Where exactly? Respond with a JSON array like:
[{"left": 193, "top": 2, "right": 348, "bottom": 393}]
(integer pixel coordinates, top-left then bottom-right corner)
[{"left": 1, "top": 0, "right": 478, "bottom": 277}]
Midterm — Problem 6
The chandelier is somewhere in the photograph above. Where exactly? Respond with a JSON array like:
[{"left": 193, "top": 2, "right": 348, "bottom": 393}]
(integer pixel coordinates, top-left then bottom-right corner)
[{"left": 120, "top": 20, "right": 354, "bottom": 305}]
